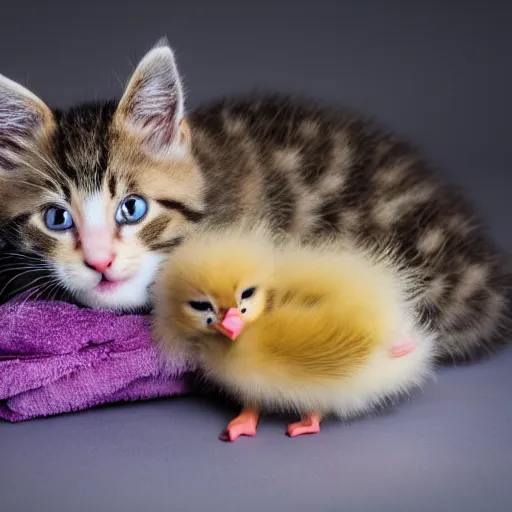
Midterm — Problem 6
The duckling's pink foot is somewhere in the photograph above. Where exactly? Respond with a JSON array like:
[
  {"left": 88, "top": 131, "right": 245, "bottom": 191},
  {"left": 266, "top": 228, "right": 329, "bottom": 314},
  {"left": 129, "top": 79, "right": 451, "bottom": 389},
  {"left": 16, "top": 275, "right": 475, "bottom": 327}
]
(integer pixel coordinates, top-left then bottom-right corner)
[
  {"left": 391, "top": 338, "right": 415, "bottom": 358},
  {"left": 219, "top": 406, "right": 259, "bottom": 442},
  {"left": 286, "top": 413, "right": 321, "bottom": 438}
]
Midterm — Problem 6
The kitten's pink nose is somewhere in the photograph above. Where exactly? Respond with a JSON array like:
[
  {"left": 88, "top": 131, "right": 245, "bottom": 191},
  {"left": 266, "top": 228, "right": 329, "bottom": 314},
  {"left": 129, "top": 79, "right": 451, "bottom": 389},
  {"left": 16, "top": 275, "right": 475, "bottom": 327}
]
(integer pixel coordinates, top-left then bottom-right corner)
[
  {"left": 81, "top": 227, "right": 115, "bottom": 275},
  {"left": 84, "top": 255, "right": 114, "bottom": 274}
]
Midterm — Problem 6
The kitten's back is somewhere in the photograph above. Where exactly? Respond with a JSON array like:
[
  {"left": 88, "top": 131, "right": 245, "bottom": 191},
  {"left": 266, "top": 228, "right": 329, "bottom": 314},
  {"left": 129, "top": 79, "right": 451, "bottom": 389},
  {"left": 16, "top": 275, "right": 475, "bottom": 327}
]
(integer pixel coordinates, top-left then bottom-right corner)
[{"left": 188, "top": 92, "right": 512, "bottom": 359}]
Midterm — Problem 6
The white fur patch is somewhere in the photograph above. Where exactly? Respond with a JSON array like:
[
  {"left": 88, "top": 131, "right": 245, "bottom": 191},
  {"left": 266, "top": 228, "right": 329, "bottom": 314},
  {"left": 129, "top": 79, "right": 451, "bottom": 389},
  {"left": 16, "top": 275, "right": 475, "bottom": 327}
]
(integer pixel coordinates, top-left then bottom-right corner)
[
  {"left": 222, "top": 112, "right": 247, "bottom": 135},
  {"left": 290, "top": 192, "right": 321, "bottom": 235},
  {"left": 423, "top": 275, "right": 446, "bottom": 303},
  {"left": 56, "top": 251, "right": 164, "bottom": 311},
  {"left": 417, "top": 228, "right": 444, "bottom": 254},
  {"left": 373, "top": 186, "right": 435, "bottom": 228},
  {"left": 299, "top": 120, "right": 319, "bottom": 138},
  {"left": 273, "top": 148, "right": 302, "bottom": 172},
  {"left": 83, "top": 193, "right": 108, "bottom": 229},
  {"left": 455, "top": 264, "right": 487, "bottom": 301},
  {"left": 341, "top": 209, "right": 360, "bottom": 231},
  {"left": 318, "top": 172, "right": 345, "bottom": 195}
]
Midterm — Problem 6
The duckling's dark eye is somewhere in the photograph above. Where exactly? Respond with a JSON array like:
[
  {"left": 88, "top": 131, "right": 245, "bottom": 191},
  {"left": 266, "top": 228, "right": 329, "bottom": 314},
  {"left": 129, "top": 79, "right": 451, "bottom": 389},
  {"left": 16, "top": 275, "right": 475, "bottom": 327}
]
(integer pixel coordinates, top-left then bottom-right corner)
[
  {"left": 241, "top": 287, "right": 256, "bottom": 300},
  {"left": 188, "top": 300, "right": 213, "bottom": 312}
]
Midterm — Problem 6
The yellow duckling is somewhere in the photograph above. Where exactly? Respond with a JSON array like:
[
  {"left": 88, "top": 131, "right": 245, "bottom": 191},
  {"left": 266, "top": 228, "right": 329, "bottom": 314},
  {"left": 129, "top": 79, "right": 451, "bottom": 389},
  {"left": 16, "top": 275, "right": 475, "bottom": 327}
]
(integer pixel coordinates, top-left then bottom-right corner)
[{"left": 153, "top": 223, "right": 436, "bottom": 441}]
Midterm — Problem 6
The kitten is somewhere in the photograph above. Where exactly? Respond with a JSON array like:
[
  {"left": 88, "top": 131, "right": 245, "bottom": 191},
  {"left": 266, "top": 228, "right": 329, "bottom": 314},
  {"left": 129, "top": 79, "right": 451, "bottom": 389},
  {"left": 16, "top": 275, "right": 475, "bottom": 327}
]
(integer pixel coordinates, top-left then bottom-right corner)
[{"left": 0, "top": 39, "right": 510, "bottom": 358}]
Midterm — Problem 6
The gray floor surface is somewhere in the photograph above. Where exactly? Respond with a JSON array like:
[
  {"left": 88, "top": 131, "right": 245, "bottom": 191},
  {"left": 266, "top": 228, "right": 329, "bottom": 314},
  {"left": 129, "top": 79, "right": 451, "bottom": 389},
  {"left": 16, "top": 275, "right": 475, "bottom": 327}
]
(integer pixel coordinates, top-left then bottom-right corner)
[{"left": 1, "top": 347, "right": 511, "bottom": 512}]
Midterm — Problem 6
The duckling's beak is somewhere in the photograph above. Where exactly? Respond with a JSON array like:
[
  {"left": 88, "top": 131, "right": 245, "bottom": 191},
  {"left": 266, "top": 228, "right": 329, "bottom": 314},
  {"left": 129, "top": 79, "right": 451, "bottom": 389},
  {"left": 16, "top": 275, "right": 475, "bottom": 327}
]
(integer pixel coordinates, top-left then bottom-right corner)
[{"left": 212, "top": 307, "right": 244, "bottom": 341}]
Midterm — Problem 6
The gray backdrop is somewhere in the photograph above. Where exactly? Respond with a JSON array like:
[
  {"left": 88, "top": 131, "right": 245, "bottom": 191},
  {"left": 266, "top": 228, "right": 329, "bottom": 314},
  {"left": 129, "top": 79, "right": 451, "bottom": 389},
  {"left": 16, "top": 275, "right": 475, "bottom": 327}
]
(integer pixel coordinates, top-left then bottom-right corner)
[{"left": 0, "top": 2, "right": 511, "bottom": 511}]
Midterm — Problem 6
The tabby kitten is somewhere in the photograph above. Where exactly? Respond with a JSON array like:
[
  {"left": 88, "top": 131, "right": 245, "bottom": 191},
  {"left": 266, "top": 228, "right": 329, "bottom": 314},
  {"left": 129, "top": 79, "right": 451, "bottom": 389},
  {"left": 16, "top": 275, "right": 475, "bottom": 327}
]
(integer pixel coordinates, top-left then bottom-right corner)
[{"left": 0, "top": 39, "right": 510, "bottom": 358}]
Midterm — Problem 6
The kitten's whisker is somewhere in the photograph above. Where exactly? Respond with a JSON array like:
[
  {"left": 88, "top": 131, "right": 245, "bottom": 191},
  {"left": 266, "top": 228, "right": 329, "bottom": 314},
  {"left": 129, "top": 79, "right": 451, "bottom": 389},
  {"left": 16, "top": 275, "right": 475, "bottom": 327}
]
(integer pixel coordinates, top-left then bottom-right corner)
[
  {"left": 6, "top": 274, "right": 55, "bottom": 303},
  {"left": 0, "top": 257, "right": 50, "bottom": 266},
  {"left": 7, "top": 179, "right": 55, "bottom": 195},
  {"left": 27, "top": 151, "right": 69, "bottom": 183},
  {"left": 0, "top": 261, "right": 50, "bottom": 270},
  {"left": 112, "top": 69, "right": 125, "bottom": 91},
  {"left": 0, "top": 268, "right": 52, "bottom": 298},
  {"left": 17, "top": 282, "right": 48, "bottom": 306},
  {"left": 14, "top": 279, "right": 59, "bottom": 310},
  {"left": 0, "top": 249, "right": 51, "bottom": 261},
  {"left": 0, "top": 264, "right": 50, "bottom": 275},
  {"left": 0, "top": 266, "right": 46, "bottom": 279},
  {"left": 31, "top": 279, "right": 60, "bottom": 303},
  {"left": 15, "top": 155, "right": 64, "bottom": 187},
  {"left": 0, "top": 251, "right": 45, "bottom": 260},
  {"left": 46, "top": 281, "right": 64, "bottom": 302}
]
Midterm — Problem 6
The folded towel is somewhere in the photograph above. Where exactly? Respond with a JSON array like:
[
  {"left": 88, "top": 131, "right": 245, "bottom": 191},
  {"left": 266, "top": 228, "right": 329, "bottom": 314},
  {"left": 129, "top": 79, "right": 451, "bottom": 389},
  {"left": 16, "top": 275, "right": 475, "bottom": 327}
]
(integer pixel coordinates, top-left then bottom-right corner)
[{"left": 0, "top": 300, "right": 192, "bottom": 422}]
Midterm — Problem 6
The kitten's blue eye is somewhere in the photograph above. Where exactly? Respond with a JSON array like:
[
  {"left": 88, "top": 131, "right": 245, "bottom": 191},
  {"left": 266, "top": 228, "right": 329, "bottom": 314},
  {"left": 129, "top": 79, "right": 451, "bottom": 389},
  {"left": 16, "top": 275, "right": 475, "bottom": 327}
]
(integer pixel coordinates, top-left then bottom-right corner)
[
  {"left": 44, "top": 207, "right": 74, "bottom": 231},
  {"left": 116, "top": 195, "right": 148, "bottom": 225}
]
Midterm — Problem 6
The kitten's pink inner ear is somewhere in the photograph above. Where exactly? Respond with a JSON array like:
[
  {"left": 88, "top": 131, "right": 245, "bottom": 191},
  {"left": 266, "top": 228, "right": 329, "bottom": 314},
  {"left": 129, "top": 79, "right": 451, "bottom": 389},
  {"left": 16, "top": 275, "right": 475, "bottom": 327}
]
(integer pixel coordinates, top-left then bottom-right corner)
[
  {"left": 114, "top": 44, "right": 185, "bottom": 157},
  {"left": 0, "top": 74, "right": 56, "bottom": 170}
]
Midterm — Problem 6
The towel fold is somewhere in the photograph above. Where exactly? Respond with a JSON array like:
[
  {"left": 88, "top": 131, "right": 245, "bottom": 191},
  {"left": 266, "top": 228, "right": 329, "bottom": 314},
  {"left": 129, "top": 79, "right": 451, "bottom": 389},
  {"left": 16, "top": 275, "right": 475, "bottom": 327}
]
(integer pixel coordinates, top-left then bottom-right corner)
[{"left": 0, "top": 300, "right": 192, "bottom": 422}]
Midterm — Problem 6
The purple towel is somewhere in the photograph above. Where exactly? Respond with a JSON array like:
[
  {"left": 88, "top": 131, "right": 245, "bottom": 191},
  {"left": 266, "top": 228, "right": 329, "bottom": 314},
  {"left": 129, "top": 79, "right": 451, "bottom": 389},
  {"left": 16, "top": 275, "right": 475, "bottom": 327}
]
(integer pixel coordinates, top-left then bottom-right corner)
[{"left": 0, "top": 300, "right": 192, "bottom": 422}]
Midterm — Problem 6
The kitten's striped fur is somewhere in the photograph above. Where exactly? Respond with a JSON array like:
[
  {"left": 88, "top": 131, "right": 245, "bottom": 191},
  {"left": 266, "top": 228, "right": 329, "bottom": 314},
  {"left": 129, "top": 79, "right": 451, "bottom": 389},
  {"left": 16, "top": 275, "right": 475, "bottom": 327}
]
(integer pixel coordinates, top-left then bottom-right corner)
[{"left": 0, "top": 40, "right": 510, "bottom": 358}]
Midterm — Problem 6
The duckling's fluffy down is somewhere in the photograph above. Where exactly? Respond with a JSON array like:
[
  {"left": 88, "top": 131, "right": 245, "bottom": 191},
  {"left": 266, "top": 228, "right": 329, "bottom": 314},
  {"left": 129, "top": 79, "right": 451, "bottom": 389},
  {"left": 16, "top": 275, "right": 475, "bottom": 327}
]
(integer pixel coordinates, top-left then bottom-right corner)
[{"left": 153, "top": 221, "right": 437, "bottom": 419}]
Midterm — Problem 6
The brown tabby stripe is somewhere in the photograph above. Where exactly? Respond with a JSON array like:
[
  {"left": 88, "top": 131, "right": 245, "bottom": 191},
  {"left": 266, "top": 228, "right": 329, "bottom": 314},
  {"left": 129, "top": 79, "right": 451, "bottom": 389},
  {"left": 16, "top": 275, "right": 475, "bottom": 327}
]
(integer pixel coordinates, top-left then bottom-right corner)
[
  {"left": 108, "top": 174, "right": 117, "bottom": 198},
  {"left": 156, "top": 199, "right": 204, "bottom": 223},
  {"left": 0, "top": 213, "right": 31, "bottom": 245},
  {"left": 148, "top": 236, "right": 185, "bottom": 252},
  {"left": 25, "top": 225, "right": 57, "bottom": 254},
  {"left": 139, "top": 215, "right": 170, "bottom": 246}
]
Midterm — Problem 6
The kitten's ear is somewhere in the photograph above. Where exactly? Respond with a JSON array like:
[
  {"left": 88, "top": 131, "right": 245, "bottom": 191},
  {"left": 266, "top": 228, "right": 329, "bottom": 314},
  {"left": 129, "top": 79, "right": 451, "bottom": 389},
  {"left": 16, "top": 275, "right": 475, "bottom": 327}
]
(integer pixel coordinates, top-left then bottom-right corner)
[
  {"left": 0, "top": 74, "right": 54, "bottom": 171},
  {"left": 115, "top": 39, "right": 189, "bottom": 158}
]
